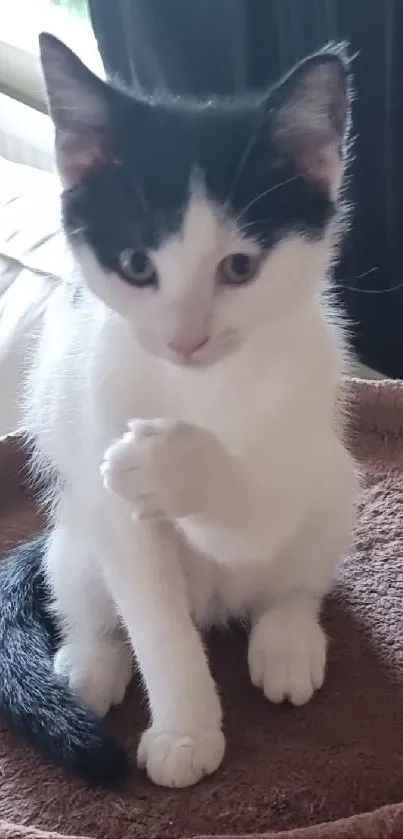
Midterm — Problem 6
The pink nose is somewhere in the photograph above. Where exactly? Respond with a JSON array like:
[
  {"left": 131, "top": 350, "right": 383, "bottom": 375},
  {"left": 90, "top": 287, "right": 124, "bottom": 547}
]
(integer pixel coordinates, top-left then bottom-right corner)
[{"left": 168, "top": 336, "right": 209, "bottom": 359}]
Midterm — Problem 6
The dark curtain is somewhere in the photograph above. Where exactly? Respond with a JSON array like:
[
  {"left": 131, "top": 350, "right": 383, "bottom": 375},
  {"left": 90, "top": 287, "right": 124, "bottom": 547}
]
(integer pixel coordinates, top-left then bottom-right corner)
[{"left": 89, "top": 0, "right": 403, "bottom": 378}]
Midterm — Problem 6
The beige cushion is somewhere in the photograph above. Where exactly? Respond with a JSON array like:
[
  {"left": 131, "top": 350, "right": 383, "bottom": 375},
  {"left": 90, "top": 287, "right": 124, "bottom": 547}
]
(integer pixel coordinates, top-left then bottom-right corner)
[{"left": 0, "top": 155, "right": 73, "bottom": 436}]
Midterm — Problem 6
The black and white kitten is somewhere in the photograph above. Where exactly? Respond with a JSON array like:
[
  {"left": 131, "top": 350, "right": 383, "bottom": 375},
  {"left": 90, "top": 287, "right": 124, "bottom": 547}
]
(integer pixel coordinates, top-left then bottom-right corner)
[{"left": 0, "top": 34, "right": 357, "bottom": 788}]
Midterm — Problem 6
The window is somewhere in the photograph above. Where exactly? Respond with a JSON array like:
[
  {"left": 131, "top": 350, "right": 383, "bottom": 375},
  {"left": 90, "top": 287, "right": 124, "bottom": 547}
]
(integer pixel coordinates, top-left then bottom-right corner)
[{"left": 0, "top": 0, "right": 103, "bottom": 112}]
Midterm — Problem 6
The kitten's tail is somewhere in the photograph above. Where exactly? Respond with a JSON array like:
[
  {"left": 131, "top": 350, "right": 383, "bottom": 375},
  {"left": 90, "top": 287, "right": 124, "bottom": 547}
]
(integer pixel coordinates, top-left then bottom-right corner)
[{"left": 0, "top": 537, "right": 129, "bottom": 785}]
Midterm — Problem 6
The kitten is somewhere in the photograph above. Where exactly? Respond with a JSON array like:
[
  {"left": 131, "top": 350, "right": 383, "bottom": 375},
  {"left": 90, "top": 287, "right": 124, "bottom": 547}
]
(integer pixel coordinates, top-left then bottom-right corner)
[{"left": 0, "top": 34, "right": 357, "bottom": 788}]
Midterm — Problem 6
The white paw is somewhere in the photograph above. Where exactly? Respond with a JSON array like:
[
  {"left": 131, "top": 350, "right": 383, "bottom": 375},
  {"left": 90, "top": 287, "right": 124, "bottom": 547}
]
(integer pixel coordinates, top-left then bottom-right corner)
[
  {"left": 248, "top": 607, "right": 327, "bottom": 706},
  {"left": 137, "top": 725, "right": 225, "bottom": 788},
  {"left": 101, "top": 419, "right": 216, "bottom": 520},
  {"left": 54, "top": 636, "right": 133, "bottom": 718}
]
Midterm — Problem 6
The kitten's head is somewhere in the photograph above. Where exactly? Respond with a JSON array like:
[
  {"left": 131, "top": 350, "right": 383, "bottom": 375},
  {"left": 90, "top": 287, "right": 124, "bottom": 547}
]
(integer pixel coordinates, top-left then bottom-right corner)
[{"left": 40, "top": 34, "right": 351, "bottom": 368}]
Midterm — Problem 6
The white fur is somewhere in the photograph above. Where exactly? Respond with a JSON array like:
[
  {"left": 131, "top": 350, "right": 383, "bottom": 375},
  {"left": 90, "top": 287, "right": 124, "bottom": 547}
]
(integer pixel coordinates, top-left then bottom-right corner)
[{"left": 24, "top": 187, "right": 357, "bottom": 788}]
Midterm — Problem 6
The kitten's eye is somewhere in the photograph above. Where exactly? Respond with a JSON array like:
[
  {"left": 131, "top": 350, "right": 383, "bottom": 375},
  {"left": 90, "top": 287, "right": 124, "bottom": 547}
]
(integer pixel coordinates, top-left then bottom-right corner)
[
  {"left": 218, "top": 252, "right": 260, "bottom": 286},
  {"left": 118, "top": 249, "right": 157, "bottom": 287}
]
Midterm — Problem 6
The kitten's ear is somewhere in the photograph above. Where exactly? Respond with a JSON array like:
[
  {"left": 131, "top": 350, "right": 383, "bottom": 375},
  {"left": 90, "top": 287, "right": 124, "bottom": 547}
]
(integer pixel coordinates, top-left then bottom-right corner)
[
  {"left": 270, "top": 47, "right": 351, "bottom": 191},
  {"left": 39, "top": 33, "right": 112, "bottom": 186}
]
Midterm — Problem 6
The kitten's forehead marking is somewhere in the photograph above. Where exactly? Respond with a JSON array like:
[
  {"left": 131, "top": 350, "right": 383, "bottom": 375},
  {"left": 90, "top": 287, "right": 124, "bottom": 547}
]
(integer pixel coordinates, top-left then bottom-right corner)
[
  {"left": 181, "top": 187, "right": 221, "bottom": 258},
  {"left": 152, "top": 184, "right": 262, "bottom": 302},
  {"left": 154, "top": 189, "right": 222, "bottom": 296}
]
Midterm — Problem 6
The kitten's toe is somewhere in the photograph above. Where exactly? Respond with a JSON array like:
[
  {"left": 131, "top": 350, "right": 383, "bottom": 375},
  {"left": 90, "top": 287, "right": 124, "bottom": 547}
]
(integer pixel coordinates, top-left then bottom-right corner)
[
  {"left": 101, "top": 422, "right": 165, "bottom": 516},
  {"left": 248, "top": 607, "right": 326, "bottom": 706},
  {"left": 54, "top": 637, "right": 133, "bottom": 718},
  {"left": 137, "top": 725, "right": 225, "bottom": 788},
  {"left": 101, "top": 430, "right": 147, "bottom": 503}
]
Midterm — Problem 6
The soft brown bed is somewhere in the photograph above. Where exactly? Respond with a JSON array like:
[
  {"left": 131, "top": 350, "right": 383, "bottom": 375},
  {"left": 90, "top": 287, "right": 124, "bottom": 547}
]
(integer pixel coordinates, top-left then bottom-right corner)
[{"left": 1, "top": 377, "right": 403, "bottom": 839}]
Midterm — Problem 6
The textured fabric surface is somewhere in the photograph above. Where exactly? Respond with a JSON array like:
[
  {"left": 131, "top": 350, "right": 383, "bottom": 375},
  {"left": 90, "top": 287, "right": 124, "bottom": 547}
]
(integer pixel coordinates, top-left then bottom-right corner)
[
  {"left": 1, "top": 378, "right": 403, "bottom": 839},
  {"left": 0, "top": 156, "right": 73, "bottom": 437}
]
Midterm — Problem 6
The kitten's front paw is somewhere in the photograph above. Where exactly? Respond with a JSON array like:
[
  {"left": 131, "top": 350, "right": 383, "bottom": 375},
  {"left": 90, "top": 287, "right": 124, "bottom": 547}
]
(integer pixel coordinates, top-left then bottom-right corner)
[
  {"left": 101, "top": 419, "right": 217, "bottom": 519},
  {"left": 137, "top": 725, "right": 225, "bottom": 788},
  {"left": 248, "top": 607, "right": 326, "bottom": 706}
]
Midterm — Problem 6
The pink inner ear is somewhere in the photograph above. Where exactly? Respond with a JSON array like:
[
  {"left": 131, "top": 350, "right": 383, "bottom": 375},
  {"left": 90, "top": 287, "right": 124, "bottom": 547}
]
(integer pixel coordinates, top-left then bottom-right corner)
[
  {"left": 63, "top": 146, "right": 105, "bottom": 185},
  {"left": 296, "top": 144, "right": 342, "bottom": 190},
  {"left": 57, "top": 129, "right": 120, "bottom": 187}
]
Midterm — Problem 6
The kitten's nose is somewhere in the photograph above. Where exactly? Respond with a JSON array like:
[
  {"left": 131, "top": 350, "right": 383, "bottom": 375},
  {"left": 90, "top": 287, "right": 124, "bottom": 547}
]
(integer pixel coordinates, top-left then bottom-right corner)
[{"left": 168, "top": 335, "right": 209, "bottom": 360}]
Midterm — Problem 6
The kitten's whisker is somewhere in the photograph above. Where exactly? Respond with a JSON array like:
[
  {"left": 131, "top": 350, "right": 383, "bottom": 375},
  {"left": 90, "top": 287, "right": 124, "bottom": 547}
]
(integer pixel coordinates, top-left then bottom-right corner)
[
  {"left": 235, "top": 174, "right": 302, "bottom": 223},
  {"left": 68, "top": 225, "right": 85, "bottom": 238},
  {"left": 223, "top": 107, "right": 267, "bottom": 210},
  {"left": 236, "top": 218, "right": 271, "bottom": 236},
  {"left": 336, "top": 266, "right": 403, "bottom": 294}
]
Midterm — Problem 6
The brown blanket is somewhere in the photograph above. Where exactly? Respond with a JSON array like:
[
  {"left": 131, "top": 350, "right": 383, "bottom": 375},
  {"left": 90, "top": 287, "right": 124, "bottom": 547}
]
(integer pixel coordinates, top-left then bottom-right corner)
[{"left": 1, "top": 378, "right": 403, "bottom": 839}]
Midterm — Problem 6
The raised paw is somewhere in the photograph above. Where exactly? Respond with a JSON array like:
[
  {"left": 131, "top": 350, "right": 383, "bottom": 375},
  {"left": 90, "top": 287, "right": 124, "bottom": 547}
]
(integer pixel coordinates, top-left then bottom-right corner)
[
  {"left": 248, "top": 606, "right": 326, "bottom": 706},
  {"left": 137, "top": 725, "right": 225, "bottom": 788},
  {"left": 54, "top": 636, "right": 133, "bottom": 718},
  {"left": 101, "top": 418, "right": 217, "bottom": 520}
]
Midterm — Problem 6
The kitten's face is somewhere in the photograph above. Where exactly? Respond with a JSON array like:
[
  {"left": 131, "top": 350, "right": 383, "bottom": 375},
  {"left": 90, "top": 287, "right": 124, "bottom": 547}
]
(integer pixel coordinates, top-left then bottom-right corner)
[{"left": 40, "top": 35, "right": 350, "bottom": 368}]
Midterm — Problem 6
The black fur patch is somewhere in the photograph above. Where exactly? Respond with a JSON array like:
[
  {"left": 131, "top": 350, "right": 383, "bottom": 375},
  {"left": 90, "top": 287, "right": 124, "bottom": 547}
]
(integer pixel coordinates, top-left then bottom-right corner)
[
  {"left": 37, "top": 35, "right": 350, "bottom": 284},
  {"left": 63, "top": 91, "right": 336, "bottom": 277}
]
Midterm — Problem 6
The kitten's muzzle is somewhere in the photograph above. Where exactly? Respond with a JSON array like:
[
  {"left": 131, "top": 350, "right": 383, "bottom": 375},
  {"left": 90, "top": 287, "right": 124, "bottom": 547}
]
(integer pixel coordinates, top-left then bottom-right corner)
[{"left": 167, "top": 335, "right": 209, "bottom": 363}]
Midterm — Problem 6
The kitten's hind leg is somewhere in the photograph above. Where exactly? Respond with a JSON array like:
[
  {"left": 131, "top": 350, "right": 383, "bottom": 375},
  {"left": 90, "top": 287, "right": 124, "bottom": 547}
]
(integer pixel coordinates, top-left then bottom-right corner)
[
  {"left": 248, "top": 593, "right": 326, "bottom": 706},
  {"left": 53, "top": 631, "right": 132, "bottom": 718},
  {"left": 46, "top": 502, "right": 133, "bottom": 718},
  {"left": 248, "top": 480, "right": 355, "bottom": 706}
]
